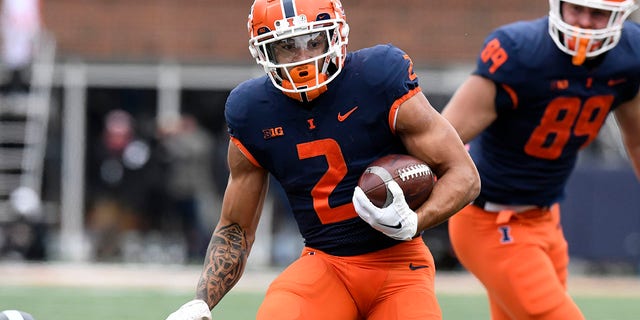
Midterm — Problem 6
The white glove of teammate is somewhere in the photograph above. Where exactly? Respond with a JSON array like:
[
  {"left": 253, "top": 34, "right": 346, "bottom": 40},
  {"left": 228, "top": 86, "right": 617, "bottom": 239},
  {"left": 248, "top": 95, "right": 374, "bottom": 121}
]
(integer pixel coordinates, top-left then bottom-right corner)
[
  {"left": 352, "top": 180, "right": 418, "bottom": 241},
  {"left": 165, "top": 299, "right": 212, "bottom": 320}
]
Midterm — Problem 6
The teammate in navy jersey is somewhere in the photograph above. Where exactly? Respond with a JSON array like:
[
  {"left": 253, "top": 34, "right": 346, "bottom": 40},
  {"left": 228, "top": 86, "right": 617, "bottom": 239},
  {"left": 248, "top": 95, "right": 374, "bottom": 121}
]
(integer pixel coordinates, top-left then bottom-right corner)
[
  {"left": 443, "top": 0, "right": 640, "bottom": 319},
  {"left": 165, "top": 0, "right": 479, "bottom": 319}
]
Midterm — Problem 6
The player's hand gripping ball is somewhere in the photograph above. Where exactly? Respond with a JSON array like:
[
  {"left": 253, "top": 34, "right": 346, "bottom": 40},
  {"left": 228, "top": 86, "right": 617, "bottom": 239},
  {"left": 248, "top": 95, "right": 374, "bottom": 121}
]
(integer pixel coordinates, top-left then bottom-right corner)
[
  {"left": 353, "top": 154, "right": 436, "bottom": 241},
  {"left": 357, "top": 154, "right": 435, "bottom": 209}
]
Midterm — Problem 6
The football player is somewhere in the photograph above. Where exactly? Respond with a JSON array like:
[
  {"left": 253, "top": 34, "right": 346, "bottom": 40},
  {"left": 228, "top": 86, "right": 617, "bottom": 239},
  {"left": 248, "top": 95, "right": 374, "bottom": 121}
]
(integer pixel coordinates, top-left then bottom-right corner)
[
  {"left": 165, "top": 0, "right": 479, "bottom": 319},
  {"left": 442, "top": 0, "right": 640, "bottom": 319}
]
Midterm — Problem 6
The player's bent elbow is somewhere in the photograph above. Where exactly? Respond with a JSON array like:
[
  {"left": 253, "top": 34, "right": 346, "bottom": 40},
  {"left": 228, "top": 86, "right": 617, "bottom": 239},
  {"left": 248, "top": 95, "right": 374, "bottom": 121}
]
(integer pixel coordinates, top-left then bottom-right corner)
[{"left": 467, "top": 169, "right": 481, "bottom": 200}]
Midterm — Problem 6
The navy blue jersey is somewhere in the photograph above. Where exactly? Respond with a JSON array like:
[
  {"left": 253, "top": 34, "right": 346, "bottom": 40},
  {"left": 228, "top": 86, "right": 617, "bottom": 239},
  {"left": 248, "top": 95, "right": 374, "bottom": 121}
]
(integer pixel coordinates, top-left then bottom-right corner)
[
  {"left": 225, "top": 44, "right": 421, "bottom": 256},
  {"left": 471, "top": 17, "right": 640, "bottom": 206}
]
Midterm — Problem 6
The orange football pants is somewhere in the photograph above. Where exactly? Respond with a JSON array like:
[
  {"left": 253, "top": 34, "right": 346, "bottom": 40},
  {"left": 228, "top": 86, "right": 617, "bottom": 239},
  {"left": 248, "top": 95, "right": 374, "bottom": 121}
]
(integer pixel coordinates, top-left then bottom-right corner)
[
  {"left": 256, "top": 237, "right": 442, "bottom": 320},
  {"left": 448, "top": 203, "right": 584, "bottom": 320}
]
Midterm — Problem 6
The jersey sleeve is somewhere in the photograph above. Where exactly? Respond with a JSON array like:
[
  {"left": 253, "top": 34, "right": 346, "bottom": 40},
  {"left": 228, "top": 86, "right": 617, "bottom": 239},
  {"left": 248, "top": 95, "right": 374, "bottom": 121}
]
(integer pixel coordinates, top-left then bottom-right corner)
[
  {"left": 473, "top": 28, "right": 522, "bottom": 83},
  {"left": 224, "top": 78, "right": 266, "bottom": 167},
  {"left": 472, "top": 27, "right": 525, "bottom": 112},
  {"left": 616, "top": 21, "right": 640, "bottom": 104},
  {"left": 362, "top": 44, "right": 421, "bottom": 105},
  {"left": 224, "top": 76, "right": 271, "bottom": 141},
  {"left": 224, "top": 83, "right": 248, "bottom": 141}
]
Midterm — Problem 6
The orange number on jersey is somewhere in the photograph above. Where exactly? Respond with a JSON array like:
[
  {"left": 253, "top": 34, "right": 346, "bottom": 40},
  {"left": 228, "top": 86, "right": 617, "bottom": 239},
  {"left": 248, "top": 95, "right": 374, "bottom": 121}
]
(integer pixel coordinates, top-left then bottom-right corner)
[
  {"left": 573, "top": 95, "right": 613, "bottom": 148},
  {"left": 297, "top": 139, "right": 356, "bottom": 224},
  {"left": 480, "top": 38, "right": 508, "bottom": 74},
  {"left": 524, "top": 97, "right": 580, "bottom": 159},
  {"left": 403, "top": 54, "right": 418, "bottom": 81},
  {"left": 524, "top": 95, "right": 613, "bottom": 160}
]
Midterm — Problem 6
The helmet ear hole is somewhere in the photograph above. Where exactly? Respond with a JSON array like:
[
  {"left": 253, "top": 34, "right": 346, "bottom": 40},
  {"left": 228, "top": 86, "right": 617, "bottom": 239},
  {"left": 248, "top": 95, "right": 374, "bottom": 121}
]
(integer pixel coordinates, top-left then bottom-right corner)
[
  {"left": 341, "top": 24, "right": 349, "bottom": 38},
  {"left": 249, "top": 46, "right": 259, "bottom": 59}
]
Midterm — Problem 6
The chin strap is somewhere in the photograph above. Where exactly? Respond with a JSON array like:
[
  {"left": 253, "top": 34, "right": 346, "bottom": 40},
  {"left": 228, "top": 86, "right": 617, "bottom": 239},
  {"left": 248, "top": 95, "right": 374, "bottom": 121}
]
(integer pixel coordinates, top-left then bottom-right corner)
[{"left": 281, "top": 64, "right": 328, "bottom": 102}]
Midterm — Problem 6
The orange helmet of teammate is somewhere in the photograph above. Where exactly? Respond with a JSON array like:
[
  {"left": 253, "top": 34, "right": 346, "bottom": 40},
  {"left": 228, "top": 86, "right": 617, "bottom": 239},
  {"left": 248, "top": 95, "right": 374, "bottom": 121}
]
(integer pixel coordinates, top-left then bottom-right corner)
[
  {"left": 248, "top": 0, "right": 349, "bottom": 102},
  {"left": 548, "top": 0, "right": 638, "bottom": 65}
]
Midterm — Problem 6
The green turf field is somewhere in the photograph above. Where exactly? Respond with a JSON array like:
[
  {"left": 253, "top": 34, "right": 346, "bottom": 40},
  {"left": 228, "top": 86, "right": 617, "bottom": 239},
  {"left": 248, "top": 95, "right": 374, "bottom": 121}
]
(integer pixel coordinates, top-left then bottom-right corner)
[{"left": 1, "top": 286, "right": 639, "bottom": 319}]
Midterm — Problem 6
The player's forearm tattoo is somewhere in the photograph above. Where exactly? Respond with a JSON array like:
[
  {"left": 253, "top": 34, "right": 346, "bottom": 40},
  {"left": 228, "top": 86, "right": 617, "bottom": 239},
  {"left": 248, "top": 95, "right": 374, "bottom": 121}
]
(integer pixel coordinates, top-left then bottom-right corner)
[{"left": 196, "top": 223, "right": 248, "bottom": 308}]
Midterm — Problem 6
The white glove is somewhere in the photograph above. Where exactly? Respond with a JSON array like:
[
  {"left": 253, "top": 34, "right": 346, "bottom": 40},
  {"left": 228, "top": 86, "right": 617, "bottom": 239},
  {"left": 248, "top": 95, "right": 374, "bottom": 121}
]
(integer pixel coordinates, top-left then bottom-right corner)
[
  {"left": 166, "top": 299, "right": 212, "bottom": 320},
  {"left": 353, "top": 180, "right": 418, "bottom": 241}
]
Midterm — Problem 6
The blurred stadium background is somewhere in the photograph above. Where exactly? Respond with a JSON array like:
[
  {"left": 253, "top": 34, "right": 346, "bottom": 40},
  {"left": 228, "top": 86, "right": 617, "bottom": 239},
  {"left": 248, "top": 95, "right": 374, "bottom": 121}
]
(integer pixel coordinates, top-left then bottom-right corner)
[{"left": 0, "top": 1, "right": 639, "bottom": 316}]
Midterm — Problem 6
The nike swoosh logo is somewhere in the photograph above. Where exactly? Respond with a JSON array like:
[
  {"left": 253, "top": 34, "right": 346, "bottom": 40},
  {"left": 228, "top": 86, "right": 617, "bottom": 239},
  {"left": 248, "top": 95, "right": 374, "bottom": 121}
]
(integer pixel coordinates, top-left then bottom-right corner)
[
  {"left": 337, "top": 106, "right": 359, "bottom": 122},
  {"left": 379, "top": 222, "right": 402, "bottom": 229},
  {"left": 608, "top": 78, "right": 627, "bottom": 86},
  {"left": 409, "top": 263, "right": 430, "bottom": 271}
]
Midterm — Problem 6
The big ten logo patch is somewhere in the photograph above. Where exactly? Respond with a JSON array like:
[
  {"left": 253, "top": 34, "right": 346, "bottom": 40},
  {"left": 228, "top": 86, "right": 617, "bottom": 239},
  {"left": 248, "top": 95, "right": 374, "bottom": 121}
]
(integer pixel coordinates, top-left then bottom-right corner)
[{"left": 263, "top": 127, "right": 284, "bottom": 139}]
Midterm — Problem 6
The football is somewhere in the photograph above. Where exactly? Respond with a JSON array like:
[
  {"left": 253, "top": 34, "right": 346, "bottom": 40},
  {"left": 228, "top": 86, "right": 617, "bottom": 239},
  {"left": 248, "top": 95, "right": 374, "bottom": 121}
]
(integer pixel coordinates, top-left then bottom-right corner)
[{"left": 357, "top": 154, "right": 436, "bottom": 210}]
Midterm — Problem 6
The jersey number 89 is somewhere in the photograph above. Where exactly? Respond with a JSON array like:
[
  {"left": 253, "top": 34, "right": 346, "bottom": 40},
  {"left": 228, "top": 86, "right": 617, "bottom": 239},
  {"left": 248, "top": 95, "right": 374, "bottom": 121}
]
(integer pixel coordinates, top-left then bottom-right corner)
[{"left": 524, "top": 95, "right": 613, "bottom": 160}]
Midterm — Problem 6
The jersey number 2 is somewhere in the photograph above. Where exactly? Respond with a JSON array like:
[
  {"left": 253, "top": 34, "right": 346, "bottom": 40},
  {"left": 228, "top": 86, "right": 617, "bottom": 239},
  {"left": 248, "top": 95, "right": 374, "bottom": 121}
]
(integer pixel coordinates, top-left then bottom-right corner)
[
  {"left": 297, "top": 139, "right": 356, "bottom": 224},
  {"left": 524, "top": 95, "right": 613, "bottom": 160}
]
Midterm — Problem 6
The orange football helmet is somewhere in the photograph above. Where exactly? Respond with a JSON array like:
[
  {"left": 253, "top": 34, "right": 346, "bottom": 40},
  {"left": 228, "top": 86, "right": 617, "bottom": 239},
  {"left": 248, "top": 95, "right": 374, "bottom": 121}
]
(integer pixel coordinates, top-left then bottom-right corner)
[
  {"left": 548, "top": 0, "right": 638, "bottom": 65},
  {"left": 248, "top": 0, "right": 349, "bottom": 102}
]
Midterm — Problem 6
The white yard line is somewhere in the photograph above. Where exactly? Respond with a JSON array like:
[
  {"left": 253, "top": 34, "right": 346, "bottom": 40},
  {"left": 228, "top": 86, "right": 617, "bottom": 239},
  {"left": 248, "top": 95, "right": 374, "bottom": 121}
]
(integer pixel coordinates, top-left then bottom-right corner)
[{"left": 0, "top": 262, "right": 639, "bottom": 297}]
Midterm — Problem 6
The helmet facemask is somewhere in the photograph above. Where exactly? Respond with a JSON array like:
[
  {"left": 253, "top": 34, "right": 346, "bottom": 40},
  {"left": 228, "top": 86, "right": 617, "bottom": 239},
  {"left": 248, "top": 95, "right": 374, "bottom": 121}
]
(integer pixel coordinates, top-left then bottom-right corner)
[
  {"left": 248, "top": 3, "right": 349, "bottom": 102},
  {"left": 548, "top": 0, "right": 638, "bottom": 65}
]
